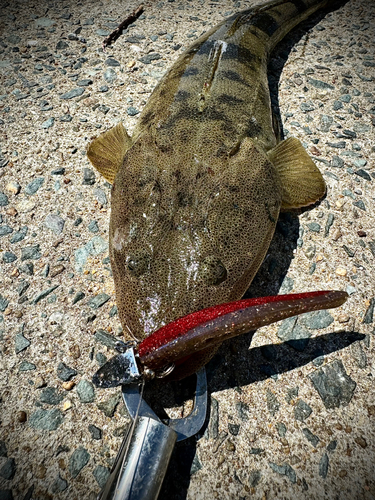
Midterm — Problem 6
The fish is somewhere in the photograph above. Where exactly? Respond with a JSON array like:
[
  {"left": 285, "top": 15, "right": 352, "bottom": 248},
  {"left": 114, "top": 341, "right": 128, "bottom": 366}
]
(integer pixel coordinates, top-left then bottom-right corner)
[{"left": 88, "top": 0, "right": 336, "bottom": 380}]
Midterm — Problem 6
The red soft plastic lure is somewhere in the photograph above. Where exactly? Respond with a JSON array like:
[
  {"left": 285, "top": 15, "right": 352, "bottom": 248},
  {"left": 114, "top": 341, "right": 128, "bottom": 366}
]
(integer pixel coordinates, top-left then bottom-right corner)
[{"left": 137, "top": 290, "right": 348, "bottom": 372}]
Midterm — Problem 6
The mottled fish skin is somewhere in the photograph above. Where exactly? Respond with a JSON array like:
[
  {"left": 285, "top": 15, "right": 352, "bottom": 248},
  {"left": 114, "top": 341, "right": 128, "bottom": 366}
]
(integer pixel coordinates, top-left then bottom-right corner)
[{"left": 89, "top": 0, "right": 328, "bottom": 378}]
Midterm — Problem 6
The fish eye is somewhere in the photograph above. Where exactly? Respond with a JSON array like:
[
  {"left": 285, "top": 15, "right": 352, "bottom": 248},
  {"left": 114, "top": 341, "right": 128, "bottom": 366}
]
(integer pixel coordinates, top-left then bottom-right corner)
[
  {"left": 126, "top": 253, "right": 150, "bottom": 277},
  {"left": 200, "top": 256, "right": 227, "bottom": 285}
]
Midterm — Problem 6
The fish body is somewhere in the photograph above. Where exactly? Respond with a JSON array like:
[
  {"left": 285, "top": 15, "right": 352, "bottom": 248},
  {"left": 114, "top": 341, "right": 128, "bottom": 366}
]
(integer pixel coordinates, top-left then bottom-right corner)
[{"left": 88, "top": 0, "right": 328, "bottom": 378}]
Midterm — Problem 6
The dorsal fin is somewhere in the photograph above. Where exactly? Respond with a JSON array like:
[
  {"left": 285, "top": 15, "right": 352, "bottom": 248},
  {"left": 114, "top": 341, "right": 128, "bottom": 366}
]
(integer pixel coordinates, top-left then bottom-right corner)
[
  {"left": 268, "top": 137, "right": 326, "bottom": 210},
  {"left": 87, "top": 123, "right": 132, "bottom": 184}
]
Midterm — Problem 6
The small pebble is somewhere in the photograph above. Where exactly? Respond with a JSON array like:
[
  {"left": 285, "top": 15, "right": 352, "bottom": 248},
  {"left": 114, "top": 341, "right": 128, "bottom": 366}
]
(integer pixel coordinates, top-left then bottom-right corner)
[
  {"left": 3, "top": 251, "right": 17, "bottom": 263},
  {"left": 94, "top": 188, "right": 107, "bottom": 205},
  {"left": 93, "top": 465, "right": 111, "bottom": 488},
  {"left": 97, "top": 393, "right": 121, "bottom": 417},
  {"left": 105, "top": 58, "right": 120, "bottom": 67},
  {"left": 19, "top": 361, "right": 36, "bottom": 371},
  {"left": 63, "top": 400, "right": 73, "bottom": 411},
  {"left": 269, "top": 462, "right": 296, "bottom": 484},
  {"left": 57, "top": 362, "right": 77, "bottom": 381},
  {"left": 307, "top": 222, "right": 321, "bottom": 232},
  {"left": 0, "top": 295, "right": 9, "bottom": 312},
  {"left": 33, "top": 285, "right": 59, "bottom": 304},
  {"left": 0, "top": 226, "right": 13, "bottom": 237},
  {"left": 0, "top": 441, "right": 7, "bottom": 458},
  {"left": 6, "top": 181, "right": 21, "bottom": 194},
  {"left": 276, "top": 422, "right": 287, "bottom": 438},
  {"left": 76, "top": 380, "right": 95, "bottom": 403},
  {"left": 266, "top": 389, "right": 280, "bottom": 416},
  {"left": 29, "top": 408, "right": 64, "bottom": 430},
  {"left": 62, "top": 381, "right": 75, "bottom": 391},
  {"left": 354, "top": 436, "right": 367, "bottom": 449},
  {"left": 40, "top": 387, "right": 64, "bottom": 405},
  {"left": 88, "top": 220, "right": 99, "bottom": 233},
  {"left": 300, "top": 101, "right": 315, "bottom": 112},
  {"left": 299, "top": 310, "right": 334, "bottom": 330},
  {"left": 77, "top": 79, "right": 93, "bottom": 86},
  {"left": 353, "top": 200, "right": 366, "bottom": 211},
  {"left": 363, "top": 299, "right": 374, "bottom": 324},
  {"left": 88, "top": 424, "right": 102, "bottom": 440},
  {"left": 88, "top": 293, "right": 110, "bottom": 309},
  {"left": 103, "top": 68, "right": 117, "bottom": 84},
  {"left": 127, "top": 106, "right": 140, "bottom": 116},
  {"left": 24, "top": 177, "right": 44, "bottom": 195},
  {"left": 15, "top": 333, "right": 30, "bottom": 353},
  {"left": 336, "top": 267, "right": 347, "bottom": 276},
  {"left": 309, "top": 360, "right": 356, "bottom": 409},
  {"left": 10, "top": 226, "right": 28, "bottom": 244},
  {"left": 41, "top": 117, "right": 55, "bottom": 129},
  {"left": 319, "top": 452, "right": 329, "bottom": 478},
  {"left": 0, "top": 191, "right": 9, "bottom": 207},
  {"left": 69, "top": 447, "right": 90, "bottom": 478},
  {"left": 45, "top": 214, "right": 65, "bottom": 235},
  {"left": 16, "top": 411, "right": 27, "bottom": 423},
  {"left": 302, "top": 427, "right": 320, "bottom": 447},
  {"left": 60, "top": 88, "right": 85, "bottom": 100},
  {"left": 139, "top": 53, "right": 161, "bottom": 64},
  {"left": 294, "top": 399, "right": 312, "bottom": 422},
  {"left": 0, "top": 458, "right": 16, "bottom": 480},
  {"left": 82, "top": 168, "right": 95, "bottom": 185},
  {"left": 327, "top": 440, "right": 337, "bottom": 452}
]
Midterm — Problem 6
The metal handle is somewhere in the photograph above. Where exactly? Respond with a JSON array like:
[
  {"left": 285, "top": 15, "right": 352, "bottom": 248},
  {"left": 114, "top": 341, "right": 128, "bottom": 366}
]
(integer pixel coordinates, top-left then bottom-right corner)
[
  {"left": 115, "top": 416, "right": 177, "bottom": 500},
  {"left": 98, "top": 416, "right": 177, "bottom": 500}
]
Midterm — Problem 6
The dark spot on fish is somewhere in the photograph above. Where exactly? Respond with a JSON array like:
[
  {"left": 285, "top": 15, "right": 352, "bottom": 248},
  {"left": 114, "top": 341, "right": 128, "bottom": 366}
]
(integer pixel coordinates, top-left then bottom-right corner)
[
  {"left": 196, "top": 39, "right": 216, "bottom": 56},
  {"left": 245, "top": 118, "right": 262, "bottom": 138},
  {"left": 173, "top": 169, "right": 182, "bottom": 182},
  {"left": 175, "top": 90, "right": 191, "bottom": 102},
  {"left": 251, "top": 12, "right": 279, "bottom": 37},
  {"left": 223, "top": 120, "right": 237, "bottom": 139},
  {"left": 156, "top": 140, "right": 173, "bottom": 154},
  {"left": 220, "top": 70, "right": 252, "bottom": 88},
  {"left": 182, "top": 67, "right": 199, "bottom": 77},
  {"left": 170, "top": 65, "right": 188, "bottom": 81},
  {"left": 204, "top": 107, "right": 228, "bottom": 122},
  {"left": 217, "top": 94, "right": 244, "bottom": 105},
  {"left": 178, "top": 129, "right": 191, "bottom": 143},
  {"left": 177, "top": 191, "right": 192, "bottom": 207},
  {"left": 161, "top": 105, "right": 227, "bottom": 130},
  {"left": 140, "top": 110, "right": 155, "bottom": 126},
  {"left": 153, "top": 180, "right": 162, "bottom": 194},
  {"left": 215, "top": 144, "right": 228, "bottom": 157},
  {"left": 221, "top": 43, "right": 261, "bottom": 67}
]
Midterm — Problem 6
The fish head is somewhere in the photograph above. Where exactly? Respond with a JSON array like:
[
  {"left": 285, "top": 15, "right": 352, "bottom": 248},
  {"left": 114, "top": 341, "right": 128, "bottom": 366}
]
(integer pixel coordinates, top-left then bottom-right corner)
[{"left": 109, "top": 136, "right": 282, "bottom": 342}]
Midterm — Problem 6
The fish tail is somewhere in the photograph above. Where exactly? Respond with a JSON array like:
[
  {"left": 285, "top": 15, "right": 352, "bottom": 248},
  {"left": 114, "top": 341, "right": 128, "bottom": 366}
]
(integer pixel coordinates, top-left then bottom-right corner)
[{"left": 227, "top": 0, "right": 330, "bottom": 54}]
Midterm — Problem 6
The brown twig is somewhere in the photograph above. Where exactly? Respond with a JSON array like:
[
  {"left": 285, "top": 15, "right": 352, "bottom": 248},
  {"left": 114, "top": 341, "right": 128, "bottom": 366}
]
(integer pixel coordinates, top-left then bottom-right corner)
[{"left": 102, "top": 4, "right": 144, "bottom": 51}]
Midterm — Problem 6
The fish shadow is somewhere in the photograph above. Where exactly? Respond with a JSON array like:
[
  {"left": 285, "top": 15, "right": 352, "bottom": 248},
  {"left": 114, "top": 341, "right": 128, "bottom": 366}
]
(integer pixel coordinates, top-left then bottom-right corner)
[
  {"left": 157, "top": 329, "right": 364, "bottom": 500},
  {"left": 268, "top": 0, "right": 350, "bottom": 143},
  {"left": 207, "top": 329, "right": 365, "bottom": 391}
]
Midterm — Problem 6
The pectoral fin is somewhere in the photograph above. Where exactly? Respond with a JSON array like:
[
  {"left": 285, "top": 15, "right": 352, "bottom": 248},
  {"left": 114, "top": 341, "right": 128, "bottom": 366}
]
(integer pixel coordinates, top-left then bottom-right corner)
[
  {"left": 87, "top": 123, "right": 132, "bottom": 184},
  {"left": 268, "top": 137, "right": 326, "bottom": 210}
]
